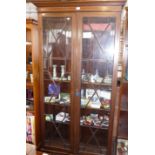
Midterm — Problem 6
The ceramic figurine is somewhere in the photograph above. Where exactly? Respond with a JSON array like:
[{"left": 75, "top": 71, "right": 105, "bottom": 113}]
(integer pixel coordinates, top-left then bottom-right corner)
[
  {"left": 104, "top": 74, "right": 112, "bottom": 84},
  {"left": 61, "top": 65, "right": 65, "bottom": 78},
  {"left": 67, "top": 75, "right": 71, "bottom": 81},
  {"left": 94, "top": 69, "right": 99, "bottom": 79},
  {"left": 48, "top": 83, "right": 60, "bottom": 97},
  {"left": 81, "top": 69, "right": 85, "bottom": 79},
  {"left": 52, "top": 65, "right": 57, "bottom": 79},
  {"left": 90, "top": 74, "right": 95, "bottom": 83}
]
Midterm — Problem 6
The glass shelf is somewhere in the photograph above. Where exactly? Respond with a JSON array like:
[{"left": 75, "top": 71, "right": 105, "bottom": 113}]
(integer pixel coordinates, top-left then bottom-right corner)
[
  {"left": 82, "top": 81, "right": 112, "bottom": 89},
  {"left": 44, "top": 57, "right": 71, "bottom": 61},
  {"left": 44, "top": 78, "right": 71, "bottom": 83},
  {"left": 81, "top": 106, "right": 110, "bottom": 113},
  {"left": 45, "top": 102, "right": 70, "bottom": 107},
  {"left": 80, "top": 124, "right": 108, "bottom": 130},
  {"left": 45, "top": 119, "right": 108, "bottom": 130}
]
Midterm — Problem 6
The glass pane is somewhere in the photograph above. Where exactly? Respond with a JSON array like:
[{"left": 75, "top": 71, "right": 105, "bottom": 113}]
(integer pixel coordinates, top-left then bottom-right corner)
[
  {"left": 42, "top": 17, "right": 72, "bottom": 149},
  {"left": 80, "top": 17, "right": 116, "bottom": 154}
]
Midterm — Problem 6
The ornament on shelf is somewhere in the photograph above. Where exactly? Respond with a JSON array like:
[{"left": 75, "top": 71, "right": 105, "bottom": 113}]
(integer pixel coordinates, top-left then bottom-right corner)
[
  {"left": 48, "top": 83, "right": 60, "bottom": 97},
  {"left": 52, "top": 64, "right": 57, "bottom": 80},
  {"left": 94, "top": 69, "right": 103, "bottom": 83},
  {"left": 104, "top": 74, "right": 112, "bottom": 84},
  {"left": 61, "top": 65, "right": 65, "bottom": 78},
  {"left": 104, "top": 62, "right": 112, "bottom": 84},
  {"left": 81, "top": 69, "right": 86, "bottom": 80},
  {"left": 67, "top": 75, "right": 71, "bottom": 81}
]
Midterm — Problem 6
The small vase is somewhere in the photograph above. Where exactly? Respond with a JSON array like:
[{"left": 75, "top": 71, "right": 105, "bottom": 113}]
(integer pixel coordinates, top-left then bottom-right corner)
[
  {"left": 61, "top": 65, "right": 65, "bottom": 78},
  {"left": 52, "top": 65, "right": 57, "bottom": 79}
]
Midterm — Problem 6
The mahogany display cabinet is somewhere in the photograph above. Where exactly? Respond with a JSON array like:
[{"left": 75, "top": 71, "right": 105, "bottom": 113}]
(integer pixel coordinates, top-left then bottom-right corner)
[{"left": 29, "top": 1, "right": 127, "bottom": 155}]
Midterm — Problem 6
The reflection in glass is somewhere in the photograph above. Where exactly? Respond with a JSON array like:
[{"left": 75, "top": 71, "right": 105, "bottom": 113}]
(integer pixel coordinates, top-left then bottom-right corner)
[
  {"left": 42, "top": 17, "right": 72, "bottom": 149},
  {"left": 80, "top": 17, "right": 116, "bottom": 154}
]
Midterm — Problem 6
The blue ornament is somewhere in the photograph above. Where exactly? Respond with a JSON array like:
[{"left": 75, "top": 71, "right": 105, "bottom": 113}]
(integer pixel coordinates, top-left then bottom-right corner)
[{"left": 48, "top": 83, "right": 60, "bottom": 96}]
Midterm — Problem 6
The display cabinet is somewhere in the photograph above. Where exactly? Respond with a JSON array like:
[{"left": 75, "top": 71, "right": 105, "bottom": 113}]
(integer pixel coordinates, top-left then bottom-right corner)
[
  {"left": 76, "top": 13, "right": 119, "bottom": 155},
  {"left": 29, "top": 1, "right": 126, "bottom": 155},
  {"left": 26, "top": 19, "right": 39, "bottom": 145}
]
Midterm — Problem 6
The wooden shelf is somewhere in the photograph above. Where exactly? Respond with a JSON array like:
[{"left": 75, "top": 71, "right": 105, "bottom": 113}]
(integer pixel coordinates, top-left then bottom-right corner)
[
  {"left": 26, "top": 41, "right": 32, "bottom": 46},
  {"left": 26, "top": 64, "right": 32, "bottom": 71},
  {"left": 26, "top": 19, "right": 38, "bottom": 25},
  {"left": 46, "top": 120, "right": 108, "bottom": 130},
  {"left": 26, "top": 82, "right": 33, "bottom": 89},
  {"left": 26, "top": 108, "right": 35, "bottom": 115}
]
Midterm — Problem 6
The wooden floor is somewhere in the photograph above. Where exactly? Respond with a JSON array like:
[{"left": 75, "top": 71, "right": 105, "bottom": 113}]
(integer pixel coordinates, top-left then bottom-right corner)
[{"left": 26, "top": 143, "right": 49, "bottom": 155}]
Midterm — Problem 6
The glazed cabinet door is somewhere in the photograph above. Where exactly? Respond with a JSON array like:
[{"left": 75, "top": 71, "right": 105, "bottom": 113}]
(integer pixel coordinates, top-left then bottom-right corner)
[
  {"left": 38, "top": 11, "right": 120, "bottom": 155},
  {"left": 39, "top": 13, "right": 76, "bottom": 153},
  {"left": 75, "top": 12, "right": 120, "bottom": 155}
]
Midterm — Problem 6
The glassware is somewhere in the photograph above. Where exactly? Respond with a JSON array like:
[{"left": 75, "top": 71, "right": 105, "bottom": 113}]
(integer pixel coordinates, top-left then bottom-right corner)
[
  {"left": 52, "top": 65, "right": 57, "bottom": 79},
  {"left": 61, "top": 65, "right": 65, "bottom": 78}
]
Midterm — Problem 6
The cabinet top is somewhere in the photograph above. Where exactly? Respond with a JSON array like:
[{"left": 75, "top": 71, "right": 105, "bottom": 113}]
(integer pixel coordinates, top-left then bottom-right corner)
[
  {"left": 27, "top": 0, "right": 127, "bottom": 7},
  {"left": 26, "top": 19, "right": 38, "bottom": 25}
]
